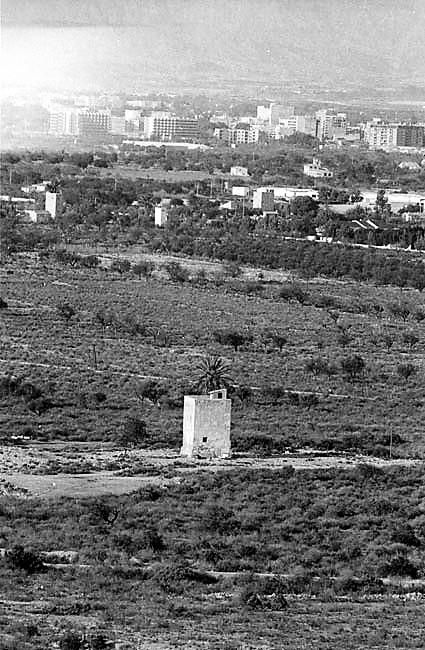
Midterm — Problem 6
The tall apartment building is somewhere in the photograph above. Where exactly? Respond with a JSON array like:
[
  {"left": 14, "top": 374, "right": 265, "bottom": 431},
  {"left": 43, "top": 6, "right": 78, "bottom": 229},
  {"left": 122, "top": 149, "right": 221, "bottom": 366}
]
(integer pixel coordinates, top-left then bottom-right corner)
[
  {"left": 364, "top": 121, "right": 398, "bottom": 148},
  {"left": 257, "top": 103, "right": 294, "bottom": 126},
  {"left": 275, "top": 115, "right": 317, "bottom": 138},
  {"left": 49, "top": 107, "right": 79, "bottom": 135},
  {"left": 49, "top": 106, "right": 111, "bottom": 137},
  {"left": 229, "top": 124, "right": 259, "bottom": 145},
  {"left": 110, "top": 116, "right": 127, "bottom": 135},
  {"left": 316, "top": 109, "right": 347, "bottom": 141},
  {"left": 363, "top": 121, "right": 424, "bottom": 149},
  {"left": 78, "top": 109, "right": 111, "bottom": 138},
  {"left": 144, "top": 112, "right": 199, "bottom": 141},
  {"left": 395, "top": 124, "right": 424, "bottom": 148}
]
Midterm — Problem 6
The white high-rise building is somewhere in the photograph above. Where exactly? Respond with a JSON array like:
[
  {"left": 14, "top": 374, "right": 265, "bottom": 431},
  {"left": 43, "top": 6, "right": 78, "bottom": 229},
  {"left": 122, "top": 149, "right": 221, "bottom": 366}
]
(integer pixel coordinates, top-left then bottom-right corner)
[
  {"left": 144, "top": 112, "right": 199, "bottom": 141},
  {"left": 316, "top": 109, "right": 347, "bottom": 141},
  {"left": 274, "top": 115, "right": 317, "bottom": 138},
  {"left": 49, "top": 107, "right": 80, "bottom": 135},
  {"left": 256, "top": 103, "right": 294, "bottom": 126},
  {"left": 48, "top": 106, "right": 111, "bottom": 137}
]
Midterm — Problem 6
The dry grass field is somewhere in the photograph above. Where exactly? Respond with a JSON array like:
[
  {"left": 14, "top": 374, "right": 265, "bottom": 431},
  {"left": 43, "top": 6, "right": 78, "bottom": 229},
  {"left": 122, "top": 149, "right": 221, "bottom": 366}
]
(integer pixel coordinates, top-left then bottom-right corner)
[
  {"left": 1, "top": 254, "right": 424, "bottom": 457},
  {"left": 1, "top": 253, "right": 424, "bottom": 648},
  {"left": 96, "top": 163, "right": 224, "bottom": 182}
]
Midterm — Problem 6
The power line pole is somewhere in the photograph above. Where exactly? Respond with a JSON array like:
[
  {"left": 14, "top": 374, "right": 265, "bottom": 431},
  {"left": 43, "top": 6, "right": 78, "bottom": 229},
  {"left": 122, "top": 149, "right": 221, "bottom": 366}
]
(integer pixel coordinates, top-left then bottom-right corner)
[{"left": 92, "top": 343, "right": 98, "bottom": 370}]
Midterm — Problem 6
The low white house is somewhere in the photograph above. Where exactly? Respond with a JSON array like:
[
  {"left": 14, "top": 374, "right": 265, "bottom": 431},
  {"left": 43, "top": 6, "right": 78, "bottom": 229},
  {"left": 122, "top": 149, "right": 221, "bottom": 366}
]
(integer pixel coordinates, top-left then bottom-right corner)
[
  {"left": 231, "top": 186, "right": 251, "bottom": 197},
  {"left": 230, "top": 166, "right": 249, "bottom": 177},
  {"left": 398, "top": 161, "right": 421, "bottom": 171},
  {"left": 303, "top": 158, "right": 333, "bottom": 178}
]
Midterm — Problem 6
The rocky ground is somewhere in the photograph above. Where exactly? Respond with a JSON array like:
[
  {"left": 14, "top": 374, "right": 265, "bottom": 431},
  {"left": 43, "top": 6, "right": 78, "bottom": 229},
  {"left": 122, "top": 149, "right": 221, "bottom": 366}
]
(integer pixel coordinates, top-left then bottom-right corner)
[{"left": 1, "top": 442, "right": 421, "bottom": 498}]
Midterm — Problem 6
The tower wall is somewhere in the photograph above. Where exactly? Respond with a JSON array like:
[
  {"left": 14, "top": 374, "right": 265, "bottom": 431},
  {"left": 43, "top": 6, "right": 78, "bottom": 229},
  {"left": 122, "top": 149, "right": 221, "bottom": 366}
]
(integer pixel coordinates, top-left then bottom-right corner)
[{"left": 181, "top": 391, "right": 231, "bottom": 459}]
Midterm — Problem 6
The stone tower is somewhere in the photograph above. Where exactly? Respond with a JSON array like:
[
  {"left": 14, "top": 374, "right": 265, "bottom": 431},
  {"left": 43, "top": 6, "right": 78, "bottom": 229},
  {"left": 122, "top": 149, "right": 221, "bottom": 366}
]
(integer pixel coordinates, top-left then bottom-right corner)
[{"left": 180, "top": 389, "right": 231, "bottom": 459}]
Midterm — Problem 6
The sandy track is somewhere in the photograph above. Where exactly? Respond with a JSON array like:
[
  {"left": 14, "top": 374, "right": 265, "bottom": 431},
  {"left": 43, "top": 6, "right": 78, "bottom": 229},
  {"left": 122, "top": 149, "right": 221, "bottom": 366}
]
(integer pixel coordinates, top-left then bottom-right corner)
[{"left": 1, "top": 445, "right": 421, "bottom": 498}]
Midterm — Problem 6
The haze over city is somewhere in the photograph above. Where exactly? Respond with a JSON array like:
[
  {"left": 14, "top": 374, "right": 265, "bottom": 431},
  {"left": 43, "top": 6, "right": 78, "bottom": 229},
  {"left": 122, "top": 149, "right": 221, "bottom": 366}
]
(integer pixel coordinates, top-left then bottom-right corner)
[{"left": 2, "top": 0, "right": 425, "bottom": 95}]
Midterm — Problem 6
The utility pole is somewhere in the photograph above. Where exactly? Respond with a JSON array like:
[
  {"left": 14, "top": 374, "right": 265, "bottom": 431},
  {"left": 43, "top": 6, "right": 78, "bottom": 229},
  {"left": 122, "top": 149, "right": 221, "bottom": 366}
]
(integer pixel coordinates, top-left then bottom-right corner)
[
  {"left": 92, "top": 343, "right": 98, "bottom": 370},
  {"left": 389, "top": 387, "right": 394, "bottom": 459}
]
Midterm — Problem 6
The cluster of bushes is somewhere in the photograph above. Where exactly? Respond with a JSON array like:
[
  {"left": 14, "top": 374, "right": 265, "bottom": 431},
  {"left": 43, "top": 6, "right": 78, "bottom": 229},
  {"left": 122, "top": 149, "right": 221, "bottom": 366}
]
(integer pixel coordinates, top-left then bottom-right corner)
[
  {"left": 153, "top": 223, "right": 425, "bottom": 290},
  {"left": 232, "top": 428, "right": 403, "bottom": 458},
  {"left": 0, "top": 373, "right": 53, "bottom": 415},
  {"left": 2, "top": 466, "right": 424, "bottom": 580},
  {"left": 54, "top": 249, "right": 99, "bottom": 269},
  {"left": 237, "top": 571, "right": 411, "bottom": 608}
]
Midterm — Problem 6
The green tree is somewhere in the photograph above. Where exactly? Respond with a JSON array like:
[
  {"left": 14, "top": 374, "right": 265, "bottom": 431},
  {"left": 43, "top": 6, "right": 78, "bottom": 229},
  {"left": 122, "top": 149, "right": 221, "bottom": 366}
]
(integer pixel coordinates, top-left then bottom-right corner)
[
  {"left": 213, "top": 329, "right": 252, "bottom": 352},
  {"left": 118, "top": 417, "right": 148, "bottom": 450},
  {"left": 375, "top": 190, "right": 389, "bottom": 216}
]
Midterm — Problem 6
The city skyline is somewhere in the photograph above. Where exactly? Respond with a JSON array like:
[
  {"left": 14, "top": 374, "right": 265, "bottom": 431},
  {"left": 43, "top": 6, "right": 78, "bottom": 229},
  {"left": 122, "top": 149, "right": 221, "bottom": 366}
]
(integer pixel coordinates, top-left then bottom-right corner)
[{"left": 2, "top": 0, "right": 425, "bottom": 95}]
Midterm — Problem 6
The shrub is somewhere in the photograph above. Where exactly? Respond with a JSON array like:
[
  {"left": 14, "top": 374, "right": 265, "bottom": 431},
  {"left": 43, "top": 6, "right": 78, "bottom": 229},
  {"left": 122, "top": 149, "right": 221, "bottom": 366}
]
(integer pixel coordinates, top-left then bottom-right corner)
[
  {"left": 279, "top": 282, "right": 309, "bottom": 304},
  {"left": 134, "top": 378, "right": 169, "bottom": 404},
  {"left": 133, "top": 260, "right": 155, "bottom": 279},
  {"left": 27, "top": 396, "right": 53, "bottom": 415},
  {"left": 388, "top": 301, "right": 411, "bottom": 322},
  {"left": 58, "top": 631, "right": 83, "bottom": 650},
  {"left": 305, "top": 356, "right": 335, "bottom": 376},
  {"left": 80, "top": 254, "right": 99, "bottom": 268},
  {"left": 239, "top": 576, "right": 288, "bottom": 610},
  {"left": 223, "top": 260, "right": 242, "bottom": 277},
  {"left": 397, "top": 363, "right": 417, "bottom": 380},
  {"left": 143, "top": 527, "right": 165, "bottom": 552},
  {"left": 401, "top": 330, "right": 419, "bottom": 350},
  {"left": 213, "top": 329, "right": 252, "bottom": 351},
  {"left": 340, "top": 354, "right": 366, "bottom": 381},
  {"left": 0, "top": 297, "right": 8, "bottom": 308},
  {"left": 110, "top": 259, "right": 131, "bottom": 274},
  {"left": 377, "top": 554, "right": 418, "bottom": 579},
  {"left": 57, "top": 301, "right": 76, "bottom": 322},
  {"left": 5, "top": 545, "right": 44, "bottom": 573},
  {"left": 118, "top": 417, "right": 148, "bottom": 449},
  {"left": 164, "top": 261, "right": 189, "bottom": 283},
  {"left": 229, "top": 384, "right": 254, "bottom": 405},
  {"left": 311, "top": 293, "right": 341, "bottom": 310},
  {"left": 152, "top": 560, "right": 217, "bottom": 593},
  {"left": 262, "top": 329, "right": 287, "bottom": 351}
]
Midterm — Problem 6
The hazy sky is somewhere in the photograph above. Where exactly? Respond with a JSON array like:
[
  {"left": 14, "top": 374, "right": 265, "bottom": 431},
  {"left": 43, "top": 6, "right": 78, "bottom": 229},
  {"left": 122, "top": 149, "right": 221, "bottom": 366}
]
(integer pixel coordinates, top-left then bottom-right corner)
[{"left": 2, "top": 0, "right": 425, "bottom": 94}]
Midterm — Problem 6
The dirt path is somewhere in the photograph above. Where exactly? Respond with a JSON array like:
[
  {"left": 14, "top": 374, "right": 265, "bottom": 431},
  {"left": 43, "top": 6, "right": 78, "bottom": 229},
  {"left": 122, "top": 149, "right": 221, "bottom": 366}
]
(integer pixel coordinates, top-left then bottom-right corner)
[{"left": 1, "top": 448, "right": 421, "bottom": 498}]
